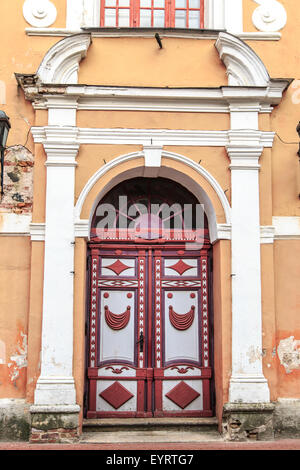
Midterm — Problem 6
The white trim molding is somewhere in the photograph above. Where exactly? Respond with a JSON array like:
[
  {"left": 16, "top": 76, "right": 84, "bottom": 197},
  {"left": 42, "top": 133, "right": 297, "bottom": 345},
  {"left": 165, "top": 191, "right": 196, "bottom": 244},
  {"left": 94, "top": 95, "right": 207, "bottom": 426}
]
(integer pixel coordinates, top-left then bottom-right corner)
[
  {"left": 273, "top": 217, "right": 300, "bottom": 240},
  {"left": 30, "top": 85, "right": 286, "bottom": 114},
  {"left": 31, "top": 126, "right": 276, "bottom": 149},
  {"left": 37, "top": 34, "right": 91, "bottom": 84},
  {"left": 73, "top": 149, "right": 232, "bottom": 244},
  {"left": 260, "top": 225, "right": 275, "bottom": 244},
  {"left": 252, "top": 0, "right": 287, "bottom": 32},
  {"left": 0, "top": 213, "right": 32, "bottom": 236},
  {"left": 216, "top": 32, "right": 270, "bottom": 86},
  {"left": 25, "top": 28, "right": 282, "bottom": 41},
  {"left": 30, "top": 223, "right": 45, "bottom": 241}
]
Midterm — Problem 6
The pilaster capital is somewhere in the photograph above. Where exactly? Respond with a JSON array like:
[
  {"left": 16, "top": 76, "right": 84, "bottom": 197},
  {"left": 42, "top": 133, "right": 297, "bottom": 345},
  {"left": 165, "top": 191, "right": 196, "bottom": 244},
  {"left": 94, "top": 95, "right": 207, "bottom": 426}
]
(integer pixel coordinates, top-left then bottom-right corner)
[
  {"left": 44, "top": 142, "right": 80, "bottom": 167},
  {"left": 31, "top": 126, "right": 80, "bottom": 166},
  {"left": 226, "top": 145, "right": 264, "bottom": 170}
]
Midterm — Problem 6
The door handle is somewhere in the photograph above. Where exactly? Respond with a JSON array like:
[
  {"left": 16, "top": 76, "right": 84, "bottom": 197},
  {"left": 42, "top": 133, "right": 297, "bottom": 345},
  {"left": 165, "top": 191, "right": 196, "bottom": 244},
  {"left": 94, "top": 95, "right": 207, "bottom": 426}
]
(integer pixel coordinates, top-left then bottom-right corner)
[{"left": 137, "top": 331, "right": 144, "bottom": 353}]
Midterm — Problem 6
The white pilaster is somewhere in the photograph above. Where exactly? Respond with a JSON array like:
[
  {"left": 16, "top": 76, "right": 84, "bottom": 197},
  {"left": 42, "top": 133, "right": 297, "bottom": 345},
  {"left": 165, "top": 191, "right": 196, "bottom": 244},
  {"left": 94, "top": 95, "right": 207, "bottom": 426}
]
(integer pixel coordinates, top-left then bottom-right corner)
[
  {"left": 224, "top": 0, "right": 243, "bottom": 34},
  {"left": 34, "top": 129, "right": 79, "bottom": 406},
  {"left": 205, "top": 0, "right": 243, "bottom": 33},
  {"left": 66, "top": 0, "right": 100, "bottom": 29},
  {"left": 227, "top": 144, "right": 270, "bottom": 403}
]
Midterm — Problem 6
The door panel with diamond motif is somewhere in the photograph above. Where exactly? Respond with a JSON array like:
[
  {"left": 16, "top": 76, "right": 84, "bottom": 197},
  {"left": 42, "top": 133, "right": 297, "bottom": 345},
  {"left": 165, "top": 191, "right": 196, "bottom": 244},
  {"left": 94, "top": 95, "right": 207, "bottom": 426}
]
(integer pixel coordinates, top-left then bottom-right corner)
[{"left": 86, "top": 244, "right": 212, "bottom": 418}]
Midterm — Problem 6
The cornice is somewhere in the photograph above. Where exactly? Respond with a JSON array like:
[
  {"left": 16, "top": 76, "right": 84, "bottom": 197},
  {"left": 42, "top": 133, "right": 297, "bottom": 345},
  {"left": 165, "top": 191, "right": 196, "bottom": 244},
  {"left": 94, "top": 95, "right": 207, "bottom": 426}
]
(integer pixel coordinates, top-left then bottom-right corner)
[
  {"left": 31, "top": 126, "right": 275, "bottom": 149},
  {"left": 24, "top": 27, "right": 282, "bottom": 41},
  {"left": 15, "top": 82, "right": 290, "bottom": 113}
]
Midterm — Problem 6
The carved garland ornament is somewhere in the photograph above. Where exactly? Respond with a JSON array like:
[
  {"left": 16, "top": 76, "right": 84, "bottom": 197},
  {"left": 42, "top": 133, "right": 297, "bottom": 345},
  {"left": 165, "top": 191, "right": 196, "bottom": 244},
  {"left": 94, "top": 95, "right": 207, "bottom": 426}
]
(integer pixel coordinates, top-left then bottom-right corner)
[
  {"left": 23, "top": 0, "right": 57, "bottom": 27},
  {"left": 169, "top": 305, "right": 195, "bottom": 331},
  {"left": 104, "top": 305, "right": 131, "bottom": 330},
  {"left": 252, "top": 0, "right": 287, "bottom": 32}
]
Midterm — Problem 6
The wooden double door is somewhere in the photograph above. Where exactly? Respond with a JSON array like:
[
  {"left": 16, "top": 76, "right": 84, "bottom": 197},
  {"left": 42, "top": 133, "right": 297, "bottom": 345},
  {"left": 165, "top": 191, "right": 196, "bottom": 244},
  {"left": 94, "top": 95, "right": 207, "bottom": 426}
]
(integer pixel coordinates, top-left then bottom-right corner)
[{"left": 86, "top": 243, "right": 213, "bottom": 418}]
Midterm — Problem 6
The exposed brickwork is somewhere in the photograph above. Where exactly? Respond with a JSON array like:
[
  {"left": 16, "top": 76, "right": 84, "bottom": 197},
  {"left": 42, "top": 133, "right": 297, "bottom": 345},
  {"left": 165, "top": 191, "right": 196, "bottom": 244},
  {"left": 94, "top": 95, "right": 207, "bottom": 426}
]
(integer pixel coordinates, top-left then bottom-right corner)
[
  {"left": 0, "top": 145, "right": 34, "bottom": 214},
  {"left": 30, "top": 427, "right": 79, "bottom": 444}
]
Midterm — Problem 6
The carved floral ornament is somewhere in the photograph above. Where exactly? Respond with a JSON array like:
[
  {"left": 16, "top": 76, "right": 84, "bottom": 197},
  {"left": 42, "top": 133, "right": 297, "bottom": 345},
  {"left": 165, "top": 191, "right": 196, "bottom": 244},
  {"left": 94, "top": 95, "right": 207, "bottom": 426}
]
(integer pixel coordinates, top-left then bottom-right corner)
[
  {"left": 252, "top": 0, "right": 287, "bottom": 32},
  {"left": 23, "top": 0, "right": 57, "bottom": 27}
]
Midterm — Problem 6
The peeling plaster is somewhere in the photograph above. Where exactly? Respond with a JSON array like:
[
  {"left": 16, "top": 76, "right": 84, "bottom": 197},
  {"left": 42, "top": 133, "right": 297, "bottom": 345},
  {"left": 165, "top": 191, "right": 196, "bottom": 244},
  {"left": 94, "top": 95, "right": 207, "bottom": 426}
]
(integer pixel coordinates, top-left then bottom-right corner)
[
  {"left": 247, "top": 345, "right": 262, "bottom": 364},
  {"left": 277, "top": 336, "right": 300, "bottom": 374},
  {"left": 0, "top": 146, "right": 34, "bottom": 216},
  {"left": 8, "top": 333, "right": 28, "bottom": 382}
]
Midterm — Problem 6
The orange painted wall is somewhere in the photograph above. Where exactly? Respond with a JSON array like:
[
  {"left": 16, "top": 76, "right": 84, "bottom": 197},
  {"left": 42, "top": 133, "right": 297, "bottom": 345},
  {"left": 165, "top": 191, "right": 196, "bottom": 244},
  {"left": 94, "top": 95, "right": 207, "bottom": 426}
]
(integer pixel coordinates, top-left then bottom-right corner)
[
  {"left": 78, "top": 37, "right": 227, "bottom": 88},
  {"left": 274, "top": 240, "right": 300, "bottom": 397},
  {"left": 0, "top": 237, "right": 31, "bottom": 398},
  {"left": 77, "top": 111, "right": 230, "bottom": 131},
  {"left": 212, "top": 240, "right": 231, "bottom": 424}
]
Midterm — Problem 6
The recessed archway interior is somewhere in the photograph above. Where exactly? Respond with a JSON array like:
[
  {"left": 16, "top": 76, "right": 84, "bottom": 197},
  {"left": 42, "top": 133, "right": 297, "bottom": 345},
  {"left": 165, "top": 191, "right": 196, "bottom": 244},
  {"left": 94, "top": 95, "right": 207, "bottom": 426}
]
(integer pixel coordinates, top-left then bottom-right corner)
[{"left": 90, "top": 177, "right": 209, "bottom": 242}]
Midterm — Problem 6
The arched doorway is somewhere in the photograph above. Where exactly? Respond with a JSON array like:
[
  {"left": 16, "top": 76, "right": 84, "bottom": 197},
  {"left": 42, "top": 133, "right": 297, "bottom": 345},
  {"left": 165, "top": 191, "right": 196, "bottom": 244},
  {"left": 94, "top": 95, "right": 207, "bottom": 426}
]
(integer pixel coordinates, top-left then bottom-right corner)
[{"left": 85, "top": 177, "right": 214, "bottom": 418}]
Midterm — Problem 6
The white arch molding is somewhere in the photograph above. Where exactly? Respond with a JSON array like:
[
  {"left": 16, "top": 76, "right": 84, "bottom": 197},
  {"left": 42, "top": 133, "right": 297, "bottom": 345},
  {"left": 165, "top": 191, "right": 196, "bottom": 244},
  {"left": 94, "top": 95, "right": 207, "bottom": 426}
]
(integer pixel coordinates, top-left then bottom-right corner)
[
  {"left": 74, "top": 150, "right": 232, "bottom": 244},
  {"left": 215, "top": 32, "right": 270, "bottom": 86},
  {"left": 37, "top": 33, "right": 91, "bottom": 84}
]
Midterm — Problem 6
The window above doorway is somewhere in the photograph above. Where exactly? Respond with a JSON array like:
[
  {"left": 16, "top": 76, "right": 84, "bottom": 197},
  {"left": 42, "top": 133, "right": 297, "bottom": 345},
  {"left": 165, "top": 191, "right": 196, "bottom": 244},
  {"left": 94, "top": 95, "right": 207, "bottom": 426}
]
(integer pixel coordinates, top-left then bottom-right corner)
[
  {"left": 99, "top": 0, "right": 204, "bottom": 29},
  {"left": 66, "top": 0, "right": 243, "bottom": 33},
  {"left": 23, "top": 1, "right": 287, "bottom": 41}
]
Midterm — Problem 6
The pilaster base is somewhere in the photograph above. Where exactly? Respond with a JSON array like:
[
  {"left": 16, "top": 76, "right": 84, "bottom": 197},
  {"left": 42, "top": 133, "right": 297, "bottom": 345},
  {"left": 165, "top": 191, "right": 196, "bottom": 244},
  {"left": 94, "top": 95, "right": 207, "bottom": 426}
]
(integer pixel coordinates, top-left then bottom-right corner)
[
  {"left": 34, "top": 376, "right": 77, "bottom": 406},
  {"left": 222, "top": 403, "right": 275, "bottom": 441},
  {"left": 30, "top": 405, "right": 80, "bottom": 443},
  {"left": 229, "top": 375, "right": 270, "bottom": 403}
]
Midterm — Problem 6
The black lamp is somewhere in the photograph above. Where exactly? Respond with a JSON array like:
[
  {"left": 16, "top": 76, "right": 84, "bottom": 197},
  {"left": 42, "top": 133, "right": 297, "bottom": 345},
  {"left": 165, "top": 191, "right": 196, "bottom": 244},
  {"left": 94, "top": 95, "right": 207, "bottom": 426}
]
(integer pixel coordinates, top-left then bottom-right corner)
[{"left": 0, "top": 110, "right": 11, "bottom": 196}]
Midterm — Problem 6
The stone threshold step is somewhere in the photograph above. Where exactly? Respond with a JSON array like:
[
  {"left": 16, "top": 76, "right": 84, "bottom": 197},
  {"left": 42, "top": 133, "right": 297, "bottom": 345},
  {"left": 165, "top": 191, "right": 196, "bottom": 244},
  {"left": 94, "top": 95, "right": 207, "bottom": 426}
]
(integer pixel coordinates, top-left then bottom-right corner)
[
  {"left": 83, "top": 417, "right": 219, "bottom": 433},
  {"left": 80, "top": 429, "right": 222, "bottom": 444}
]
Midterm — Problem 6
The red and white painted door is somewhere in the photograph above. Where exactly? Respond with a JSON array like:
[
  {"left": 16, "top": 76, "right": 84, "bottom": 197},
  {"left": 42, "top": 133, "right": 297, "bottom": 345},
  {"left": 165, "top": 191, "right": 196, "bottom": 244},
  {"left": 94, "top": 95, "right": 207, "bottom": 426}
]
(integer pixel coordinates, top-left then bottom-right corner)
[{"left": 86, "top": 244, "right": 212, "bottom": 418}]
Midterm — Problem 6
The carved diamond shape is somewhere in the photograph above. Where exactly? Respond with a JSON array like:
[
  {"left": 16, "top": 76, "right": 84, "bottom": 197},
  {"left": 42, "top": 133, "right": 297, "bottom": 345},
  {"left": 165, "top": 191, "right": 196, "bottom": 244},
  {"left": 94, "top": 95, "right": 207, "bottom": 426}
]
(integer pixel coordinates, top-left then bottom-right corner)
[
  {"left": 100, "top": 381, "right": 134, "bottom": 409},
  {"left": 165, "top": 381, "right": 200, "bottom": 409},
  {"left": 104, "top": 259, "right": 131, "bottom": 275},
  {"left": 168, "top": 260, "right": 194, "bottom": 276}
]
